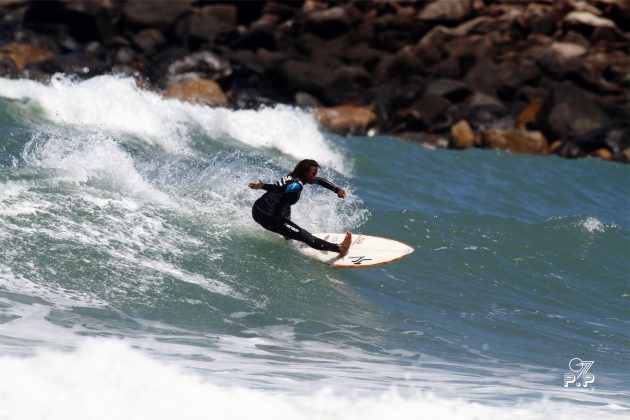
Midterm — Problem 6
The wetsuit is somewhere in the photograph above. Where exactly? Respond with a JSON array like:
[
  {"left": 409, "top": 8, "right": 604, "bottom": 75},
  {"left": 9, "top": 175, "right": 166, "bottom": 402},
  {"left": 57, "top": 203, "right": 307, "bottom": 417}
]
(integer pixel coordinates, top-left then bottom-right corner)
[{"left": 252, "top": 176, "right": 341, "bottom": 252}]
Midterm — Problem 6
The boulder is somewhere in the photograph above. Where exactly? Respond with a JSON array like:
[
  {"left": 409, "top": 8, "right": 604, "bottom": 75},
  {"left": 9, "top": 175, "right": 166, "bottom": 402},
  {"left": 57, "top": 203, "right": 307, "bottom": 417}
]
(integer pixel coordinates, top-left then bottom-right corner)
[
  {"left": 418, "top": 0, "right": 475, "bottom": 22},
  {"left": 188, "top": 5, "right": 237, "bottom": 44},
  {"left": 520, "top": 4, "right": 563, "bottom": 35},
  {"left": 229, "top": 87, "right": 277, "bottom": 109},
  {"left": 375, "top": 29, "right": 414, "bottom": 53},
  {"left": 414, "top": 26, "right": 452, "bottom": 68},
  {"left": 274, "top": 58, "right": 339, "bottom": 99},
  {"left": 450, "top": 119, "right": 476, "bottom": 149},
  {"left": 323, "top": 65, "right": 372, "bottom": 103},
  {"left": 466, "top": 92, "right": 509, "bottom": 130},
  {"left": 410, "top": 92, "right": 452, "bottom": 130},
  {"left": 562, "top": 123, "right": 630, "bottom": 159},
  {"left": 603, "top": 123, "right": 630, "bottom": 158},
  {"left": 366, "top": 11, "right": 418, "bottom": 51},
  {"left": 0, "top": 43, "right": 54, "bottom": 71},
  {"left": 463, "top": 58, "right": 502, "bottom": 95},
  {"left": 295, "top": 91, "right": 321, "bottom": 108},
  {"left": 564, "top": 10, "right": 623, "bottom": 42},
  {"left": 553, "top": 141, "right": 584, "bottom": 159},
  {"left": 591, "top": 148, "right": 613, "bottom": 160},
  {"left": 368, "top": 80, "right": 424, "bottom": 121},
  {"left": 345, "top": 42, "right": 387, "bottom": 72},
  {"left": 122, "top": 0, "right": 192, "bottom": 28},
  {"left": 576, "top": 51, "right": 628, "bottom": 94},
  {"left": 601, "top": 0, "right": 630, "bottom": 32},
  {"left": 374, "top": 45, "right": 424, "bottom": 82},
  {"left": 372, "top": 8, "right": 415, "bottom": 29},
  {"left": 386, "top": 88, "right": 457, "bottom": 134},
  {"left": 163, "top": 78, "right": 227, "bottom": 107},
  {"left": 232, "top": 14, "right": 279, "bottom": 50},
  {"left": 304, "top": 6, "right": 351, "bottom": 39},
  {"left": 426, "top": 78, "right": 471, "bottom": 102},
  {"left": 164, "top": 51, "right": 232, "bottom": 85},
  {"left": 315, "top": 105, "right": 377, "bottom": 136},
  {"left": 537, "top": 42, "right": 587, "bottom": 78},
  {"left": 540, "top": 81, "right": 611, "bottom": 140},
  {"left": 20, "top": 1, "right": 113, "bottom": 44},
  {"left": 263, "top": 1, "right": 301, "bottom": 20},
  {"left": 132, "top": 29, "right": 166, "bottom": 54},
  {"left": 564, "top": 11, "right": 617, "bottom": 30},
  {"left": 479, "top": 128, "right": 549, "bottom": 155}
]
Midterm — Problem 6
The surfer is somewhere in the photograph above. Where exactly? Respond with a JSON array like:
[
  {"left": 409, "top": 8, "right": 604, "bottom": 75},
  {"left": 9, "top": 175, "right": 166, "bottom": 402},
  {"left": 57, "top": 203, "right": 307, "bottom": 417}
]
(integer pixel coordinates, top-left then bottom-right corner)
[{"left": 249, "top": 159, "right": 352, "bottom": 258}]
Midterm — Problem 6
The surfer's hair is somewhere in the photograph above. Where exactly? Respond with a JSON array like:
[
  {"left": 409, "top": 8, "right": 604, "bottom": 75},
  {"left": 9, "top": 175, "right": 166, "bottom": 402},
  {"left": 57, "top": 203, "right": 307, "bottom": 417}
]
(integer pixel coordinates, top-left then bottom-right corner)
[{"left": 289, "top": 159, "right": 319, "bottom": 181}]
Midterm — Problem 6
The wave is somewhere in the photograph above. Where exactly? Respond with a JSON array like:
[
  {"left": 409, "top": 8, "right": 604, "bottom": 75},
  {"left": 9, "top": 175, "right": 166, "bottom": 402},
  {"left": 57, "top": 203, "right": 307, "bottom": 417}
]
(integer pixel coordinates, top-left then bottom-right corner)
[
  {"left": 0, "top": 75, "right": 346, "bottom": 171},
  {"left": 1, "top": 339, "right": 626, "bottom": 420}
]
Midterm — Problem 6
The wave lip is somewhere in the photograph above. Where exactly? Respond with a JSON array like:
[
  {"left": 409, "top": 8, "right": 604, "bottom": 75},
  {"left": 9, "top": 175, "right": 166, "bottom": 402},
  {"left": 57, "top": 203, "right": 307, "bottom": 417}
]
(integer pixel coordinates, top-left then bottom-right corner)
[{"left": 0, "top": 75, "right": 348, "bottom": 171}]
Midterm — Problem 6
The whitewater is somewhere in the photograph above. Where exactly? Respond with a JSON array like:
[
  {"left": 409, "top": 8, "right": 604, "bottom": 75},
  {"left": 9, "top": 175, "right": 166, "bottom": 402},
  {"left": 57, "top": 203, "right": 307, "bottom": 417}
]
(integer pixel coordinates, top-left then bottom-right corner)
[{"left": 0, "top": 75, "right": 628, "bottom": 419}]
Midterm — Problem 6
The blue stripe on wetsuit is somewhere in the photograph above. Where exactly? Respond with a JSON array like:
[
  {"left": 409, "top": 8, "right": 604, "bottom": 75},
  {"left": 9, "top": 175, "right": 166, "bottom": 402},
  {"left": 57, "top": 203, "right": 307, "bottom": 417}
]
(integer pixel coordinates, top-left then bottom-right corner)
[{"left": 284, "top": 181, "right": 302, "bottom": 193}]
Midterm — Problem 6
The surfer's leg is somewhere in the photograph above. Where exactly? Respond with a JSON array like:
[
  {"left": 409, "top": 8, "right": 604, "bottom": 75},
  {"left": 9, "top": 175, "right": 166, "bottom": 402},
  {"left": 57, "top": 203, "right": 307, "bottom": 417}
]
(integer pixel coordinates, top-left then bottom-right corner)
[
  {"left": 276, "top": 218, "right": 341, "bottom": 253},
  {"left": 253, "top": 206, "right": 342, "bottom": 253}
]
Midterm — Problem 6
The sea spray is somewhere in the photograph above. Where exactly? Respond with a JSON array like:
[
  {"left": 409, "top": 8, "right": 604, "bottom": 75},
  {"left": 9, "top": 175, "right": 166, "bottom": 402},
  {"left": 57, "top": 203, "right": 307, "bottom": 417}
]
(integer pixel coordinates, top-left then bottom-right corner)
[{"left": 0, "top": 75, "right": 346, "bottom": 170}]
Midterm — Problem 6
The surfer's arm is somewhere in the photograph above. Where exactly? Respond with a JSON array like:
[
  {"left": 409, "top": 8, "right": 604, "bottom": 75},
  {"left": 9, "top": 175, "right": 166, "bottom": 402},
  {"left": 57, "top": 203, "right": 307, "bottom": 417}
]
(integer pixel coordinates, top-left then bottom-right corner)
[
  {"left": 248, "top": 180, "right": 264, "bottom": 189},
  {"left": 316, "top": 178, "right": 346, "bottom": 198},
  {"left": 248, "top": 180, "right": 283, "bottom": 192},
  {"left": 247, "top": 180, "right": 288, "bottom": 192}
]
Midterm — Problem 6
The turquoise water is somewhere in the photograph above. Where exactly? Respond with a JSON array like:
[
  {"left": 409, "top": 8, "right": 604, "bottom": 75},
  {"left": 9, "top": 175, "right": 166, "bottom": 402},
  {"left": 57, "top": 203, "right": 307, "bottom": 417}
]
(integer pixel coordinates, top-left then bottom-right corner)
[{"left": 0, "top": 76, "right": 628, "bottom": 419}]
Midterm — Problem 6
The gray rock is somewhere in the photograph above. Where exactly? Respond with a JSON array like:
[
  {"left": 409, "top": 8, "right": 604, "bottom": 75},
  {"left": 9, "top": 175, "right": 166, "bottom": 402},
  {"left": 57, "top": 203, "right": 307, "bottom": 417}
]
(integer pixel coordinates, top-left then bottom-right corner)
[
  {"left": 166, "top": 51, "right": 232, "bottom": 83},
  {"left": 419, "top": 0, "right": 474, "bottom": 22},
  {"left": 542, "top": 81, "right": 611, "bottom": 140},
  {"left": 132, "top": 29, "right": 166, "bottom": 54},
  {"left": 122, "top": 0, "right": 192, "bottom": 28}
]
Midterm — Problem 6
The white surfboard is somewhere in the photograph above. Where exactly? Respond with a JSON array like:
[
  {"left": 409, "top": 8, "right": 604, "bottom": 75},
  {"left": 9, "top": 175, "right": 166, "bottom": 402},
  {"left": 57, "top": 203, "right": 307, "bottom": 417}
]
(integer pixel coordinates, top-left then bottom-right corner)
[{"left": 295, "top": 233, "right": 414, "bottom": 268}]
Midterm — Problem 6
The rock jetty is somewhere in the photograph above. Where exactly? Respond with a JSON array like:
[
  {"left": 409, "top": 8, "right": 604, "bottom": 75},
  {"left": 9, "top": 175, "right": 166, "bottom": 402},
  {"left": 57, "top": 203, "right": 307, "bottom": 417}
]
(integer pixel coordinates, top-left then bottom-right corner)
[{"left": 0, "top": 0, "right": 628, "bottom": 162}]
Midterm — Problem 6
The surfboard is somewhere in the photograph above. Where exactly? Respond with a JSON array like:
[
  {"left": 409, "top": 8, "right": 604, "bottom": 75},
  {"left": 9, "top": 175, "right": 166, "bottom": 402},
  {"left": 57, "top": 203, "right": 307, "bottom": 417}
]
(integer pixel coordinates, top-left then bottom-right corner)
[{"left": 295, "top": 233, "right": 414, "bottom": 268}]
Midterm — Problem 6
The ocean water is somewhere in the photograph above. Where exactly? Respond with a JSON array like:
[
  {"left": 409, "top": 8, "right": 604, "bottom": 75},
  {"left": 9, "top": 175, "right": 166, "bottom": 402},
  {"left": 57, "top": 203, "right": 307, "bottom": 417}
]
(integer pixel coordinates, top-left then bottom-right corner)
[{"left": 0, "top": 75, "right": 628, "bottom": 419}]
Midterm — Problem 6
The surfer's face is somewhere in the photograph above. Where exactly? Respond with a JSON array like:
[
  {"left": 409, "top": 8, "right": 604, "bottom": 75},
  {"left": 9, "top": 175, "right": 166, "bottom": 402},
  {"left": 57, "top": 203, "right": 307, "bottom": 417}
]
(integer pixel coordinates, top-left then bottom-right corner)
[{"left": 305, "top": 165, "right": 318, "bottom": 184}]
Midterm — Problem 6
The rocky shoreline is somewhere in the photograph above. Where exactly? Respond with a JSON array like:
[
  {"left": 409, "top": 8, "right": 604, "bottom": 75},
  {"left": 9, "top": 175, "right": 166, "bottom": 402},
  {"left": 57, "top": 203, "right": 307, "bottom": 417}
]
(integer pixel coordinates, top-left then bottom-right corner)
[{"left": 1, "top": 0, "right": 628, "bottom": 162}]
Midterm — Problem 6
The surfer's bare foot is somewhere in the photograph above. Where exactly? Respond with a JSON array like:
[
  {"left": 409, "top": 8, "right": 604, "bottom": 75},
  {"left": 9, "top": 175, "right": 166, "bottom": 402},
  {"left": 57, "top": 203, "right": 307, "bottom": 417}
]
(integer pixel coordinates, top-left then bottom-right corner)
[{"left": 338, "top": 232, "right": 352, "bottom": 258}]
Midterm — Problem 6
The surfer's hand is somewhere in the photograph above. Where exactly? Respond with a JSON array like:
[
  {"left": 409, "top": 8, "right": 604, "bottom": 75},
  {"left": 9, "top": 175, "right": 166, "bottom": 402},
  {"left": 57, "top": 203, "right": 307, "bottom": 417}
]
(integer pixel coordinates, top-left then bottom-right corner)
[
  {"left": 337, "top": 189, "right": 346, "bottom": 199},
  {"left": 249, "top": 180, "right": 263, "bottom": 189}
]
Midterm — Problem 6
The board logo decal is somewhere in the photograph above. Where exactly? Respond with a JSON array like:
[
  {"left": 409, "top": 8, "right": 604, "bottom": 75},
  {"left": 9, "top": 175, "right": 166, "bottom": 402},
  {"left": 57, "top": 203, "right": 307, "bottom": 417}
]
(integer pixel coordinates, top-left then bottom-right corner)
[{"left": 350, "top": 256, "right": 372, "bottom": 265}]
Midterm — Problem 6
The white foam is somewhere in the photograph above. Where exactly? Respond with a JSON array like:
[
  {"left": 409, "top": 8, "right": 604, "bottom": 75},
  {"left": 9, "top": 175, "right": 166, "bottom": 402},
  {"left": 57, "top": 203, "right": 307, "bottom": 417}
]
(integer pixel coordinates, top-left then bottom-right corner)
[
  {"left": 0, "top": 340, "right": 624, "bottom": 420},
  {"left": 0, "top": 267, "right": 106, "bottom": 312},
  {"left": 580, "top": 216, "right": 606, "bottom": 233},
  {"left": 134, "top": 257, "right": 243, "bottom": 299},
  {"left": 0, "top": 180, "right": 27, "bottom": 200},
  {"left": 0, "top": 181, "right": 46, "bottom": 217},
  {"left": 21, "top": 130, "right": 171, "bottom": 203},
  {"left": 0, "top": 75, "right": 347, "bottom": 170},
  {"left": 190, "top": 104, "right": 347, "bottom": 171},
  {"left": 0, "top": 75, "right": 185, "bottom": 152}
]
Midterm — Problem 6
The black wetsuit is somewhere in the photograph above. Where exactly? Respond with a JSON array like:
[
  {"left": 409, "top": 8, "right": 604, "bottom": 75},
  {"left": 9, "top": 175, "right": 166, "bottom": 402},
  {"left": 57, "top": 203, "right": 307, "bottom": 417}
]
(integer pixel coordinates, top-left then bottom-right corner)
[{"left": 252, "top": 176, "right": 341, "bottom": 252}]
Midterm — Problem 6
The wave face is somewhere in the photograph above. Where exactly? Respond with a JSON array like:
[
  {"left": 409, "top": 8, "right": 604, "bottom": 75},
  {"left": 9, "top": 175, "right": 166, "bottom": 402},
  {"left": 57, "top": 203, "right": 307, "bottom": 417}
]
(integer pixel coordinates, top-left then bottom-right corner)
[{"left": 1, "top": 76, "right": 628, "bottom": 418}]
